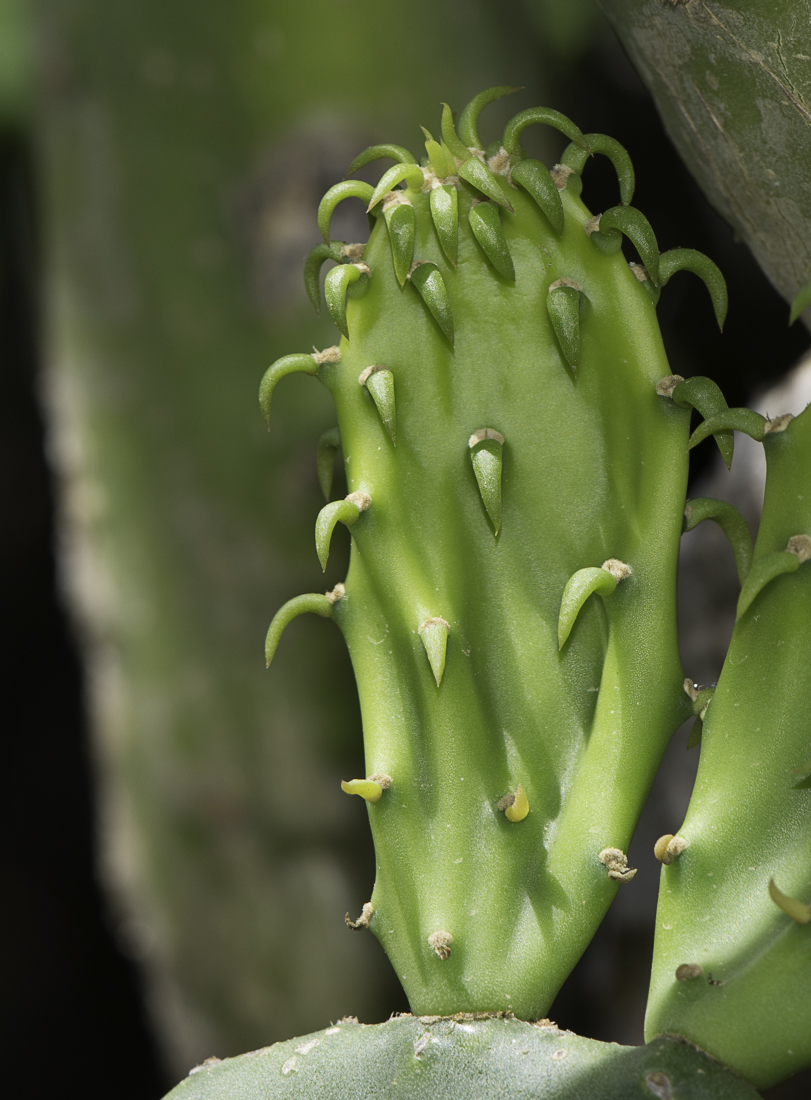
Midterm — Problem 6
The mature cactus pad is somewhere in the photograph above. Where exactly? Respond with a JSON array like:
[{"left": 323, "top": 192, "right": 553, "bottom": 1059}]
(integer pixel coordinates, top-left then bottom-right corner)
[
  {"left": 263, "top": 90, "right": 726, "bottom": 1019},
  {"left": 165, "top": 1015, "right": 760, "bottom": 1100}
]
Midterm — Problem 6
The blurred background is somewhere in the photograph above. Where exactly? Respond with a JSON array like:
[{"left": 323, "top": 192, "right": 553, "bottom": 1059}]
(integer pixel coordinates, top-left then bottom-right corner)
[{"left": 3, "top": 1, "right": 810, "bottom": 1097}]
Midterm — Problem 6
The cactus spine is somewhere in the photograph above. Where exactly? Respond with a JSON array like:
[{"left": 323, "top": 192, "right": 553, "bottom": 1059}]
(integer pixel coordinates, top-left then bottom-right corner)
[{"left": 262, "top": 89, "right": 727, "bottom": 1019}]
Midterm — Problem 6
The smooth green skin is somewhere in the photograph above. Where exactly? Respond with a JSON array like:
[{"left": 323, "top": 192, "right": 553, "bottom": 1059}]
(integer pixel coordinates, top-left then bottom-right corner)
[
  {"left": 646, "top": 406, "right": 811, "bottom": 1088},
  {"left": 600, "top": 0, "right": 811, "bottom": 328},
  {"left": 163, "top": 1015, "right": 760, "bottom": 1100},
  {"left": 310, "top": 154, "right": 692, "bottom": 1016},
  {"left": 36, "top": 0, "right": 546, "bottom": 1067}
]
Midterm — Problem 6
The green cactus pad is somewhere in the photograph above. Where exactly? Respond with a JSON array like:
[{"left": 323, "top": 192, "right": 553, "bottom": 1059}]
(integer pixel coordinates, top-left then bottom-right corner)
[
  {"left": 162, "top": 1015, "right": 760, "bottom": 1100},
  {"left": 264, "top": 90, "right": 718, "bottom": 1020},
  {"left": 646, "top": 404, "right": 811, "bottom": 1089}
]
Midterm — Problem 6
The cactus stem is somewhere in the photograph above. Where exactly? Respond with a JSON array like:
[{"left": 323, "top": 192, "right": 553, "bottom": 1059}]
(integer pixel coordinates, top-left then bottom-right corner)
[
  {"left": 359, "top": 366, "right": 397, "bottom": 444},
  {"left": 469, "top": 429, "right": 504, "bottom": 535},
  {"left": 341, "top": 778, "right": 388, "bottom": 803},
  {"left": 428, "top": 931, "right": 453, "bottom": 960},
  {"left": 419, "top": 617, "right": 451, "bottom": 686},
  {"left": 768, "top": 879, "right": 811, "bottom": 925},
  {"left": 345, "top": 902, "right": 375, "bottom": 930},
  {"left": 315, "top": 496, "right": 367, "bottom": 572},
  {"left": 499, "top": 783, "right": 529, "bottom": 822},
  {"left": 654, "top": 835, "right": 688, "bottom": 865},
  {"left": 599, "top": 848, "right": 637, "bottom": 883}
]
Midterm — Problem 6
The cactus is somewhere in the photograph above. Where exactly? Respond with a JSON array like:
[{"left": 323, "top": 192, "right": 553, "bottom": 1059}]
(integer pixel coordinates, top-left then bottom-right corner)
[
  {"left": 599, "top": 0, "right": 811, "bottom": 328},
  {"left": 645, "top": 400, "right": 811, "bottom": 1090},
  {"left": 165, "top": 1014, "right": 760, "bottom": 1100},
  {"left": 261, "top": 87, "right": 727, "bottom": 1021}
]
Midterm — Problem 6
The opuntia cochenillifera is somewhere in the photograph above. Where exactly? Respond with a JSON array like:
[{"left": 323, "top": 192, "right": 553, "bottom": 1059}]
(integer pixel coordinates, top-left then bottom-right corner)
[
  {"left": 261, "top": 88, "right": 728, "bottom": 1019},
  {"left": 645, "top": 399, "right": 811, "bottom": 1090}
]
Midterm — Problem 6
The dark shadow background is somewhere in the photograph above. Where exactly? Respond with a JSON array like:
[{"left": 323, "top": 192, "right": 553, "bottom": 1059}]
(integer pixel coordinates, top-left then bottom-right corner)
[{"left": 3, "top": 18, "right": 810, "bottom": 1100}]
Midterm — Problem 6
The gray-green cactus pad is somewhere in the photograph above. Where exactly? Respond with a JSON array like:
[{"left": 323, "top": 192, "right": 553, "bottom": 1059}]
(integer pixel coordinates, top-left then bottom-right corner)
[{"left": 165, "top": 1014, "right": 760, "bottom": 1099}]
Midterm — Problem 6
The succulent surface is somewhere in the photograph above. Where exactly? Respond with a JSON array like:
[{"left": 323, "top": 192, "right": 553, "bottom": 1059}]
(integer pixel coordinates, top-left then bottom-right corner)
[
  {"left": 262, "top": 89, "right": 726, "bottom": 1019},
  {"left": 646, "top": 401, "right": 811, "bottom": 1089}
]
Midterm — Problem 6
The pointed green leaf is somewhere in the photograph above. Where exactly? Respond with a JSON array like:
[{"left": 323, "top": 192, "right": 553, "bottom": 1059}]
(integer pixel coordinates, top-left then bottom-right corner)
[
  {"left": 303, "top": 242, "right": 344, "bottom": 313},
  {"left": 429, "top": 185, "right": 458, "bottom": 265},
  {"left": 469, "top": 429, "right": 504, "bottom": 535},
  {"left": 367, "top": 163, "right": 425, "bottom": 212},
  {"left": 360, "top": 367, "right": 396, "bottom": 444},
  {"left": 659, "top": 249, "right": 728, "bottom": 330},
  {"left": 558, "top": 565, "right": 626, "bottom": 649},
  {"left": 258, "top": 353, "right": 319, "bottom": 426},
  {"left": 502, "top": 106, "right": 588, "bottom": 158},
  {"left": 458, "top": 156, "right": 514, "bottom": 212},
  {"left": 346, "top": 144, "right": 418, "bottom": 175},
  {"left": 440, "top": 102, "right": 469, "bottom": 159},
  {"left": 686, "top": 716, "right": 703, "bottom": 750},
  {"left": 546, "top": 282, "right": 582, "bottom": 369},
  {"left": 384, "top": 201, "right": 416, "bottom": 286},
  {"left": 560, "top": 133, "right": 635, "bottom": 205},
  {"left": 421, "top": 128, "right": 459, "bottom": 179},
  {"left": 769, "top": 879, "right": 811, "bottom": 925},
  {"left": 736, "top": 550, "right": 799, "bottom": 619},
  {"left": 419, "top": 616, "right": 450, "bottom": 686},
  {"left": 316, "top": 427, "right": 341, "bottom": 501},
  {"left": 468, "top": 202, "right": 514, "bottom": 280},
  {"left": 315, "top": 498, "right": 362, "bottom": 572},
  {"left": 683, "top": 497, "right": 753, "bottom": 584},
  {"left": 409, "top": 262, "right": 454, "bottom": 345},
  {"left": 595, "top": 206, "right": 659, "bottom": 285},
  {"left": 510, "top": 158, "right": 564, "bottom": 235},
  {"left": 324, "top": 263, "right": 366, "bottom": 339},
  {"left": 317, "top": 180, "right": 375, "bottom": 243},
  {"left": 671, "top": 376, "right": 734, "bottom": 468},
  {"left": 688, "top": 408, "right": 768, "bottom": 451},
  {"left": 264, "top": 593, "right": 333, "bottom": 667},
  {"left": 789, "top": 277, "right": 811, "bottom": 325},
  {"left": 457, "top": 86, "right": 521, "bottom": 149}
]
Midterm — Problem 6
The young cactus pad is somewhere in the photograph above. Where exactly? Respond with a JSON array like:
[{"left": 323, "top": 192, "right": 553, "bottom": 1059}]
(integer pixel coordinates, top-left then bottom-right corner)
[
  {"left": 646, "top": 403, "right": 811, "bottom": 1089},
  {"left": 261, "top": 89, "right": 725, "bottom": 1018}
]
